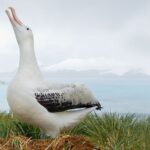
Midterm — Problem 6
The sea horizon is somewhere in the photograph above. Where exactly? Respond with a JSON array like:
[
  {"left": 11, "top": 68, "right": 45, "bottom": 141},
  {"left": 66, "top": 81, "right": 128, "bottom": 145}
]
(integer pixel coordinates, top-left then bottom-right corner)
[{"left": 1, "top": 73, "right": 150, "bottom": 114}]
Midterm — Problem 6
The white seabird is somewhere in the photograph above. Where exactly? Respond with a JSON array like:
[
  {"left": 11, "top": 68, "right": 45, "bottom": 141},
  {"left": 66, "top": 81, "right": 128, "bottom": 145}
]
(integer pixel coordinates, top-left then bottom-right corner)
[{"left": 6, "top": 7, "right": 102, "bottom": 138}]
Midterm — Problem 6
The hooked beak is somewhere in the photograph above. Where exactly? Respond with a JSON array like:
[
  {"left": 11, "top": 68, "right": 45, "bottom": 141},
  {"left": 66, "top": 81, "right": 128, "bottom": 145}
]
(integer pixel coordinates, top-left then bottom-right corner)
[{"left": 5, "top": 7, "right": 23, "bottom": 26}]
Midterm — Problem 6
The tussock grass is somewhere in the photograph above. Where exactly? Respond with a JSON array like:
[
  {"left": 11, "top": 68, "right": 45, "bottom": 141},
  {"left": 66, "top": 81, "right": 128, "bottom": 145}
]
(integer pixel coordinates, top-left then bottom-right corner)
[
  {"left": 63, "top": 113, "right": 150, "bottom": 149},
  {"left": 0, "top": 112, "right": 40, "bottom": 139},
  {"left": 0, "top": 112, "right": 150, "bottom": 149}
]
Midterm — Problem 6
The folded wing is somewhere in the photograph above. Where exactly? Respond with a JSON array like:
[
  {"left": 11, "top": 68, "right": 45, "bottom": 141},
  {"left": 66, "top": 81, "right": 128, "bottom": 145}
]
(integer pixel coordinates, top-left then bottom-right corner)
[{"left": 34, "top": 84, "right": 101, "bottom": 112}]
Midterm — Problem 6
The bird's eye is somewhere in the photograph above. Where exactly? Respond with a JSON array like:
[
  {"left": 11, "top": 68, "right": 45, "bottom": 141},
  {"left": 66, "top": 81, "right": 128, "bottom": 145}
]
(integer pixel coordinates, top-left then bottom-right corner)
[{"left": 26, "top": 27, "right": 30, "bottom": 30}]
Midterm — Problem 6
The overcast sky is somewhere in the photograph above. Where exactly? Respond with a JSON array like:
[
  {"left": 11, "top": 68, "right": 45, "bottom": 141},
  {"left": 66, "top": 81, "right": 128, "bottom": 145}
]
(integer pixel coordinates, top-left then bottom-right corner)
[{"left": 0, "top": 0, "right": 150, "bottom": 75}]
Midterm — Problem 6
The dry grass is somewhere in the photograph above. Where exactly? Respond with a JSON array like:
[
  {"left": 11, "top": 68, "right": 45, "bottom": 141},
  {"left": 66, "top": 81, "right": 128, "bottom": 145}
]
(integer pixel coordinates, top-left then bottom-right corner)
[
  {"left": 0, "top": 135, "right": 98, "bottom": 150},
  {"left": 0, "top": 112, "right": 150, "bottom": 149}
]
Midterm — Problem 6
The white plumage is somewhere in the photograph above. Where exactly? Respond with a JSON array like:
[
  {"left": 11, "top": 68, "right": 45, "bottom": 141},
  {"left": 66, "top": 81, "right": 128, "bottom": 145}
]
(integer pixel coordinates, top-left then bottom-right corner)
[{"left": 6, "top": 7, "right": 101, "bottom": 138}]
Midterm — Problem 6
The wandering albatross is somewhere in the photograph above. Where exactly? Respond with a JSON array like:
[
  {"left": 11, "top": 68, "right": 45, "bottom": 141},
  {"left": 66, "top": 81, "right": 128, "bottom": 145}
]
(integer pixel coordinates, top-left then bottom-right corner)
[{"left": 6, "top": 7, "right": 102, "bottom": 138}]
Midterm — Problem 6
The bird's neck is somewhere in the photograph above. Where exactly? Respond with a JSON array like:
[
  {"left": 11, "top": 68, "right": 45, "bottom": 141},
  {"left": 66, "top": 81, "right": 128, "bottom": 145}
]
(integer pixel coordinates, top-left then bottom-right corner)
[{"left": 17, "top": 41, "right": 43, "bottom": 79}]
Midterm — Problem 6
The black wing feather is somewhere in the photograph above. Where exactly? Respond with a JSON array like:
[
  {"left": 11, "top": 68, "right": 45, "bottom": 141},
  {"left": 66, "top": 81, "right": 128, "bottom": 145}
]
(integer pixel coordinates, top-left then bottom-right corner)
[{"left": 35, "top": 92, "right": 101, "bottom": 112}]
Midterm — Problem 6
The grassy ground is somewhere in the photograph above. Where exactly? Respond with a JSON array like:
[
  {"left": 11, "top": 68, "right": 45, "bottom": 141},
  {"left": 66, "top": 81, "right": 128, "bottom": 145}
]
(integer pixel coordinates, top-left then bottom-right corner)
[{"left": 0, "top": 112, "right": 150, "bottom": 149}]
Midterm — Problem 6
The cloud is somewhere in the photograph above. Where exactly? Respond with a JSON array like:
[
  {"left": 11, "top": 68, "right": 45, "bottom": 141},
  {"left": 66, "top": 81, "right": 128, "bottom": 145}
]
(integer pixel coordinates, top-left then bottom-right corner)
[{"left": 0, "top": 0, "right": 150, "bottom": 75}]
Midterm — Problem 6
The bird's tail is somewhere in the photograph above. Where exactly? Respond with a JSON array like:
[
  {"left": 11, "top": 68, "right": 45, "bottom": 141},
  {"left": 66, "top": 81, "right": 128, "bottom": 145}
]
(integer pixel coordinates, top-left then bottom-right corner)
[{"left": 54, "top": 106, "right": 96, "bottom": 129}]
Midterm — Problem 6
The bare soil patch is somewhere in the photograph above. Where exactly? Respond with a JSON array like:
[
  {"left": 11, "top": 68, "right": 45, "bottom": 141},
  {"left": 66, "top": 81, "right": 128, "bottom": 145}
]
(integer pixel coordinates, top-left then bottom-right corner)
[{"left": 0, "top": 135, "right": 100, "bottom": 150}]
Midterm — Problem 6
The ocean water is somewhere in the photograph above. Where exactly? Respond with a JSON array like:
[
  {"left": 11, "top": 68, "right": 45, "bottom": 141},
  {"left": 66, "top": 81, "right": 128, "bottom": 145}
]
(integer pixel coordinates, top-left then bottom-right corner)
[{"left": 0, "top": 77, "right": 150, "bottom": 114}]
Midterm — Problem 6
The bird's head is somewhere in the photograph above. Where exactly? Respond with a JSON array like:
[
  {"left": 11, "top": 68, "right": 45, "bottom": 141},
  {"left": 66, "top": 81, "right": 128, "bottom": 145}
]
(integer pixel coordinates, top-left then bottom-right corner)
[{"left": 5, "top": 7, "right": 33, "bottom": 47}]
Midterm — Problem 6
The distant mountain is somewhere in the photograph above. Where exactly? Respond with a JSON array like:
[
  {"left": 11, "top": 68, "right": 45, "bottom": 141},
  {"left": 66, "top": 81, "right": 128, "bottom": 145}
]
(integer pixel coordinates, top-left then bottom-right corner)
[
  {"left": 0, "top": 71, "right": 16, "bottom": 83},
  {"left": 0, "top": 80, "right": 5, "bottom": 85},
  {"left": 122, "top": 70, "right": 150, "bottom": 79},
  {"left": 0, "top": 68, "right": 150, "bottom": 80},
  {"left": 0, "top": 71, "right": 15, "bottom": 78},
  {"left": 42, "top": 69, "right": 150, "bottom": 79},
  {"left": 43, "top": 70, "right": 101, "bottom": 78}
]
